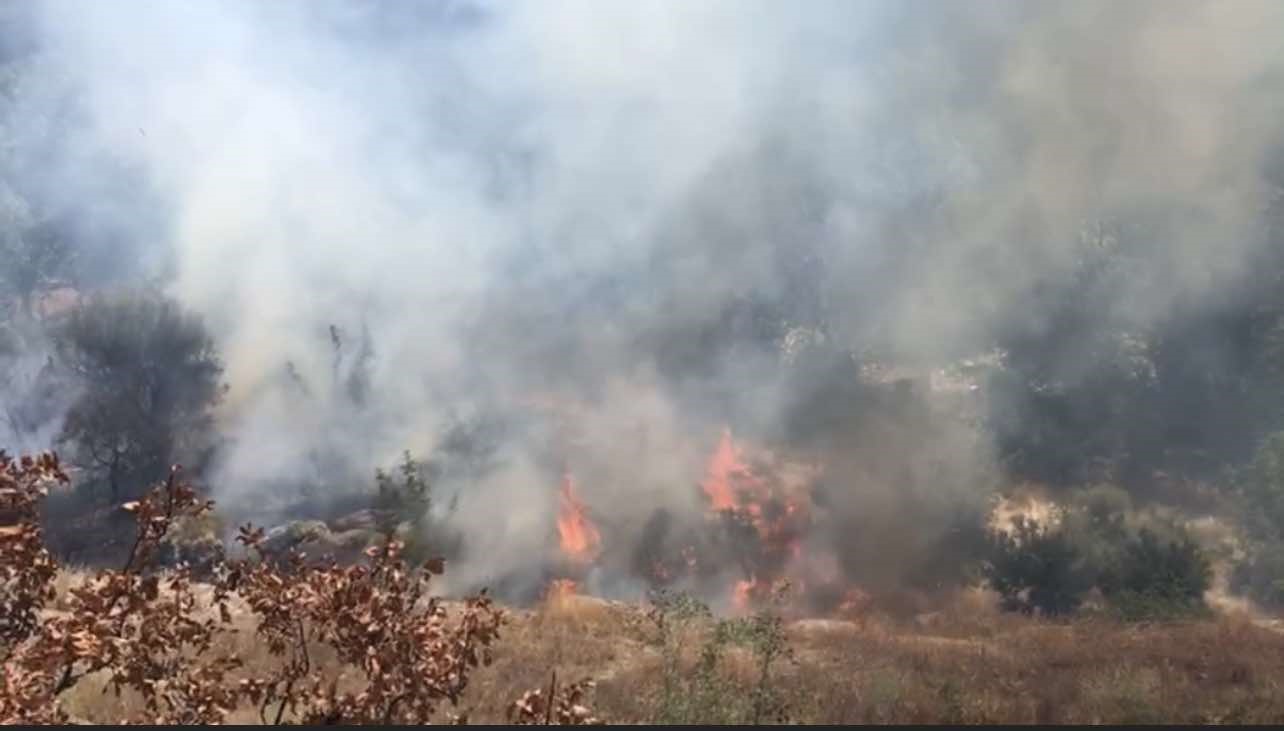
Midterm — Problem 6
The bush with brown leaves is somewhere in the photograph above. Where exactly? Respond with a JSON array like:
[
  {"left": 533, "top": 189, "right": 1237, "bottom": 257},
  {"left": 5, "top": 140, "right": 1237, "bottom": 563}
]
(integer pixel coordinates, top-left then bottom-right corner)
[
  {"left": 507, "top": 672, "right": 604, "bottom": 726},
  {"left": 0, "top": 450, "right": 602, "bottom": 725}
]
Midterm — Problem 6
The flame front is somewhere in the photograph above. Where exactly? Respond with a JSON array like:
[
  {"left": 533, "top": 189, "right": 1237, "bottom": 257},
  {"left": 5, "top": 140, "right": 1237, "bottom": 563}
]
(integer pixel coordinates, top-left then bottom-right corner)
[
  {"left": 557, "top": 471, "right": 601, "bottom": 561},
  {"left": 701, "top": 426, "right": 813, "bottom": 613},
  {"left": 702, "top": 428, "right": 743, "bottom": 511}
]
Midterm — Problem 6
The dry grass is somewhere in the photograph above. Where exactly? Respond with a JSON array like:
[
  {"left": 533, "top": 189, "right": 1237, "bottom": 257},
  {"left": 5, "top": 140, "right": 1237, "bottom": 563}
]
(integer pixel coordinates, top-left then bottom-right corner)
[
  {"left": 507, "top": 590, "right": 1284, "bottom": 725},
  {"left": 43, "top": 574, "right": 1284, "bottom": 725}
]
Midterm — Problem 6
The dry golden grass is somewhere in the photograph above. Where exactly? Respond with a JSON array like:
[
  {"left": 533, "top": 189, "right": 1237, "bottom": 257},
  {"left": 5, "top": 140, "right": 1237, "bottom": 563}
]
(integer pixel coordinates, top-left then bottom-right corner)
[{"left": 44, "top": 574, "right": 1284, "bottom": 725}]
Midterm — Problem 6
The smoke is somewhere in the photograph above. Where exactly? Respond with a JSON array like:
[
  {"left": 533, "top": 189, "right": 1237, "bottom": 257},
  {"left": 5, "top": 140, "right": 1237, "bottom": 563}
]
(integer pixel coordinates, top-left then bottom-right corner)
[{"left": 7, "top": 0, "right": 1284, "bottom": 598}]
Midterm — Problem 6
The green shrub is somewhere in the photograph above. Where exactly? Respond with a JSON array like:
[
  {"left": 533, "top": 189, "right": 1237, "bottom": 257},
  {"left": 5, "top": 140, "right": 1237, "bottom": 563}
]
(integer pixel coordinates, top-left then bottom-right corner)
[
  {"left": 1098, "top": 528, "right": 1210, "bottom": 617},
  {"left": 374, "top": 450, "right": 432, "bottom": 532},
  {"left": 987, "top": 491, "right": 1213, "bottom": 620},
  {"left": 644, "top": 589, "right": 795, "bottom": 725},
  {"left": 372, "top": 451, "right": 460, "bottom": 563},
  {"left": 1231, "top": 541, "right": 1284, "bottom": 609},
  {"left": 984, "top": 515, "right": 1093, "bottom": 616},
  {"left": 1237, "top": 431, "right": 1284, "bottom": 541},
  {"left": 1226, "top": 432, "right": 1284, "bottom": 610}
]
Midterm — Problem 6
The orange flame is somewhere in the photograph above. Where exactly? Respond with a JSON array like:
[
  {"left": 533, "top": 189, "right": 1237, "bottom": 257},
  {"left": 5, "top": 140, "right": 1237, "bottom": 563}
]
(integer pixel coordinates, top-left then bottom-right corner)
[
  {"left": 701, "top": 427, "right": 803, "bottom": 548},
  {"left": 547, "top": 578, "right": 579, "bottom": 601},
  {"left": 837, "top": 587, "right": 871, "bottom": 617},
  {"left": 700, "top": 427, "right": 818, "bottom": 613},
  {"left": 702, "top": 427, "right": 765, "bottom": 511},
  {"left": 733, "top": 578, "right": 756, "bottom": 612},
  {"left": 702, "top": 428, "right": 739, "bottom": 510},
  {"left": 557, "top": 472, "right": 601, "bottom": 561}
]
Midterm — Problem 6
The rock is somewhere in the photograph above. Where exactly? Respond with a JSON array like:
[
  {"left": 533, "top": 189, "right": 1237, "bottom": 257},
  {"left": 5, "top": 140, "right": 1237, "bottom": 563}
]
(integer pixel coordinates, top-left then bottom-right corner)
[
  {"left": 157, "top": 533, "right": 225, "bottom": 577},
  {"left": 299, "top": 527, "right": 380, "bottom": 565},
  {"left": 260, "top": 520, "right": 330, "bottom": 558},
  {"left": 328, "top": 509, "right": 394, "bottom": 534}
]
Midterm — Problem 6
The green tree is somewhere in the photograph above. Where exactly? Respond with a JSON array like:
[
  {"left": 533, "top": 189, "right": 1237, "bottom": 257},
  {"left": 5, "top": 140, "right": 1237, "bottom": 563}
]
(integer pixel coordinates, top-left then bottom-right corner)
[
  {"left": 55, "top": 289, "right": 224, "bottom": 501},
  {"left": 1238, "top": 431, "right": 1284, "bottom": 541},
  {"left": 372, "top": 451, "right": 460, "bottom": 563}
]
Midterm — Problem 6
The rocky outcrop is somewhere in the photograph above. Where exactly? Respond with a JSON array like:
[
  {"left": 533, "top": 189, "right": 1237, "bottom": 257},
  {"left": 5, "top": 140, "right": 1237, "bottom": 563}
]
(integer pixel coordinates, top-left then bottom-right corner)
[
  {"left": 156, "top": 532, "right": 225, "bottom": 578},
  {"left": 257, "top": 518, "right": 386, "bottom": 566},
  {"left": 327, "top": 508, "right": 395, "bottom": 534}
]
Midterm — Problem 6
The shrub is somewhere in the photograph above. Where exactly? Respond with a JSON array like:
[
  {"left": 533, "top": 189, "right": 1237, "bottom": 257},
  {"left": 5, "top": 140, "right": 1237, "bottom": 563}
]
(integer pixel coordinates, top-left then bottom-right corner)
[
  {"left": 0, "top": 449, "right": 600, "bottom": 725},
  {"left": 508, "top": 673, "right": 604, "bottom": 725},
  {"left": 1231, "top": 540, "right": 1284, "bottom": 610},
  {"left": 1227, "top": 432, "right": 1284, "bottom": 610},
  {"left": 1098, "top": 528, "right": 1212, "bottom": 620},
  {"left": 642, "top": 588, "right": 796, "bottom": 724},
  {"left": 373, "top": 451, "right": 461, "bottom": 564},
  {"left": 1237, "top": 431, "right": 1284, "bottom": 541},
  {"left": 987, "top": 486, "right": 1214, "bottom": 620},
  {"left": 984, "top": 515, "right": 1093, "bottom": 616},
  {"left": 374, "top": 450, "right": 432, "bottom": 535},
  {"left": 54, "top": 290, "right": 225, "bottom": 503}
]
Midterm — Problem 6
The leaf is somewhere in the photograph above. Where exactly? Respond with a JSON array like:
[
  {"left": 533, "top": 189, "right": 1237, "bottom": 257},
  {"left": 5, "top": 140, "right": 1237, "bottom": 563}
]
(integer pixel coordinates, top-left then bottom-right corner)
[{"left": 423, "top": 558, "right": 446, "bottom": 576}]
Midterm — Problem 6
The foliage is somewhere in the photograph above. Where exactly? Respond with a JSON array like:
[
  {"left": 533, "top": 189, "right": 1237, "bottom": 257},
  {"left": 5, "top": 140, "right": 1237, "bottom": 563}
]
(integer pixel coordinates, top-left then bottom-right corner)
[
  {"left": 1237, "top": 431, "right": 1284, "bottom": 541},
  {"left": 374, "top": 451, "right": 432, "bottom": 535},
  {"left": 1098, "top": 528, "right": 1212, "bottom": 620},
  {"left": 0, "top": 180, "right": 75, "bottom": 318},
  {"left": 0, "top": 451, "right": 67, "bottom": 662},
  {"left": 230, "top": 528, "right": 503, "bottom": 724},
  {"left": 1224, "top": 433, "right": 1284, "bottom": 610},
  {"left": 373, "top": 450, "right": 460, "bottom": 564},
  {"left": 1231, "top": 540, "right": 1284, "bottom": 610},
  {"left": 507, "top": 672, "right": 604, "bottom": 725},
  {"left": 642, "top": 588, "right": 796, "bottom": 725},
  {"left": 984, "top": 515, "right": 1093, "bottom": 616},
  {"left": 986, "top": 490, "right": 1212, "bottom": 620},
  {"left": 3, "top": 457, "right": 236, "bottom": 724},
  {"left": 984, "top": 214, "right": 1284, "bottom": 491},
  {"left": 0, "top": 449, "right": 601, "bottom": 725},
  {"left": 55, "top": 290, "right": 225, "bottom": 501}
]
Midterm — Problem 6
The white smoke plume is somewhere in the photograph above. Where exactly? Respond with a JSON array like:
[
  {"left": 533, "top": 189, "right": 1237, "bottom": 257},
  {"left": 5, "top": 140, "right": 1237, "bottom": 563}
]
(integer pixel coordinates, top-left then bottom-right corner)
[{"left": 7, "top": 0, "right": 1284, "bottom": 596}]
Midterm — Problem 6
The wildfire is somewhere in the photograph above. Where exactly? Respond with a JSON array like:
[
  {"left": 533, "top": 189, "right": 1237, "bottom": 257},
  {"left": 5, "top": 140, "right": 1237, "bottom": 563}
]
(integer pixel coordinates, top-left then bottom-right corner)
[
  {"left": 541, "top": 425, "right": 853, "bottom": 621},
  {"left": 701, "top": 427, "right": 815, "bottom": 613},
  {"left": 837, "top": 587, "right": 872, "bottom": 617},
  {"left": 556, "top": 471, "right": 601, "bottom": 562},
  {"left": 733, "top": 578, "right": 757, "bottom": 612},
  {"left": 547, "top": 578, "right": 579, "bottom": 602},
  {"left": 702, "top": 427, "right": 753, "bottom": 511}
]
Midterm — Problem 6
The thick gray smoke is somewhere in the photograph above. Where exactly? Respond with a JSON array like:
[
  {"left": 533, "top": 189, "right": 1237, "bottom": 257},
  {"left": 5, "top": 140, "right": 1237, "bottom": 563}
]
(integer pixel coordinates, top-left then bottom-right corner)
[{"left": 8, "top": 0, "right": 1284, "bottom": 598}]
